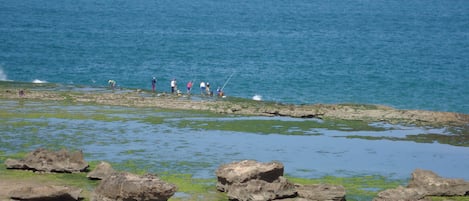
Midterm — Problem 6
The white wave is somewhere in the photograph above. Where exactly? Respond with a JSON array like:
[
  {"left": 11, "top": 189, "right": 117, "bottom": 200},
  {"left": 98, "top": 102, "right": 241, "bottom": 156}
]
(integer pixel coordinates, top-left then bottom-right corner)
[
  {"left": 0, "top": 67, "right": 9, "bottom": 81},
  {"left": 32, "top": 79, "right": 48, "bottom": 83},
  {"left": 252, "top": 94, "right": 262, "bottom": 101}
]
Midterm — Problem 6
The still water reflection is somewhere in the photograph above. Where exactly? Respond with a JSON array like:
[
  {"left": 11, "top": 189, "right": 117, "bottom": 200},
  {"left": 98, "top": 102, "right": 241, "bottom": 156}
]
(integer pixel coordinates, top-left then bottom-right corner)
[{"left": 1, "top": 100, "right": 468, "bottom": 180}]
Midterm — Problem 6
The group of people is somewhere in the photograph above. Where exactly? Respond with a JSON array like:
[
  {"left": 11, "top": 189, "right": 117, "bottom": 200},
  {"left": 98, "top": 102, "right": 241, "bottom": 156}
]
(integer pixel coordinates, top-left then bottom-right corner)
[
  {"left": 153, "top": 77, "right": 224, "bottom": 97},
  {"left": 107, "top": 77, "right": 225, "bottom": 97}
]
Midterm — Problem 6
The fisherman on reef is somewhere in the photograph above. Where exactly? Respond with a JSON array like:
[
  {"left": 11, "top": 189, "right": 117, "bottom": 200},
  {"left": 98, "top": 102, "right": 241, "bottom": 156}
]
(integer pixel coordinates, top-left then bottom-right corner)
[
  {"left": 206, "top": 82, "right": 212, "bottom": 96},
  {"left": 186, "top": 80, "right": 193, "bottom": 95},
  {"left": 108, "top": 80, "right": 116, "bottom": 89},
  {"left": 170, "top": 78, "right": 177, "bottom": 94},
  {"left": 217, "top": 87, "right": 224, "bottom": 97},
  {"left": 200, "top": 81, "right": 206, "bottom": 95},
  {"left": 151, "top": 77, "right": 157, "bottom": 92}
]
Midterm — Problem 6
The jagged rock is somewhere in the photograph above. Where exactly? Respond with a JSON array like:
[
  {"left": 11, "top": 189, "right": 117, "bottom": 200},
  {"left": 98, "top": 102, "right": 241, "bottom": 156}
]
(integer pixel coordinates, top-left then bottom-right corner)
[
  {"left": 87, "top": 161, "right": 115, "bottom": 180},
  {"left": 216, "top": 160, "right": 347, "bottom": 201},
  {"left": 9, "top": 185, "right": 82, "bottom": 201},
  {"left": 92, "top": 172, "right": 177, "bottom": 201},
  {"left": 295, "top": 184, "right": 346, "bottom": 201},
  {"left": 4, "top": 148, "right": 89, "bottom": 173},
  {"left": 216, "top": 160, "right": 284, "bottom": 192},
  {"left": 226, "top": 176, "right": 297, "bottom": 201},
  {"left": 408, "top": 169, "right": 469, "bottom": 196},
  {"left": 4, "top": 158, "right": 27, "bottom": 169},
  {"left": 373, "top": 186, "right": 429, "bottom": 201},
  {"left": 374, "top": 169, "right": 469, "bottom": 201}
]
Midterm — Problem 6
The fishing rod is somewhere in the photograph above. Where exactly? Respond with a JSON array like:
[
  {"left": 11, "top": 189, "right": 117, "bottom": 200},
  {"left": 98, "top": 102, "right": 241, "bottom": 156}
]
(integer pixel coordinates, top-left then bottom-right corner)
[{"left": 221, "top": 71, "right": 235, "bottom": 91}]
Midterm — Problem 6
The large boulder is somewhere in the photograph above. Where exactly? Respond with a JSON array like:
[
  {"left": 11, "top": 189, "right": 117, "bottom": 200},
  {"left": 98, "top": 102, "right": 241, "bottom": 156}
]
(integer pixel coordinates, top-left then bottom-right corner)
[
  {"left": 408, "top": 169, "right": 469, "bottom": 196},
  {"left": 9, "top": 185, "right": 82, "bottom": 201},
  {"left": 373, "top": 186, "right": 428, "bottom": 201},
  {"left": 4, "top": 148, "right": 89, "bottom": 173},
  {"left": 92, "top": 172, "right": 177, "bottom": 201},
  {"left": 374, "top": 169, "right": 469, "bottom": 201},
  {"left": 216, "top": 160, "right": 284, "bottom": 192},
  {"left": 216, "top": 160, "right": 346, "bottom": 201},
  {"left": 226, "top": 176, "right": 297, "bottom": 201},
  {"left": 87, "top": 161, "right": 115, "bottom": 180}
]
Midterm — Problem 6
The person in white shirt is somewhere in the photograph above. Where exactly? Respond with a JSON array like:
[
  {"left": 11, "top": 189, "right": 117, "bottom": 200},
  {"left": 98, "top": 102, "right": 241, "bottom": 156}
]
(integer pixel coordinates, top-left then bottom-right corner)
[
  {"left": 200, "top": 81, "right": 206, "bottom": 95},
  {"left": 170, "top": 79, "right": 177, "bottom": 94}
]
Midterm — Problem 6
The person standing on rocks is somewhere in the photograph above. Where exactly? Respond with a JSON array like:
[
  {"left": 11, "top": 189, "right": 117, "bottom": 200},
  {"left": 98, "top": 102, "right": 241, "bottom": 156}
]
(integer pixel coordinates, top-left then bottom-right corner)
[
  {"left": 108, "top": 80, "right": 116, "bottom": 89},
  {"left": 206, "top": 82, "right": 212, "bottom": 96},
  {"left": 200, "top": 81, "right": 206, "bottom": 95},
  {"left": 186, "top": 80, "right": 193, "bottom": 95},
  {"left": 151, "top": 77, "right": 157, "bottom": 92},
  {"left": 170, "top": 78, "right": 177, "bottom": 94}
]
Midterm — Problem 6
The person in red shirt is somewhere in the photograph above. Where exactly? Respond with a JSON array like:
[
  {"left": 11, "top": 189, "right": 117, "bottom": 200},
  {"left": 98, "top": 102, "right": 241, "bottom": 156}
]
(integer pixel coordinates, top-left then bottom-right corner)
[{"left": 186, "top": 81, "right": 193, "bottom": 95}]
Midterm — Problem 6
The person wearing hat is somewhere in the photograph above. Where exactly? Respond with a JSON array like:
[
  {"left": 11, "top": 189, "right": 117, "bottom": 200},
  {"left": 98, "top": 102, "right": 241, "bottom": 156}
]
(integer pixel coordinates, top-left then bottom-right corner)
[{"left": 206, "top": 82, "right": 212, "bottom": 96}]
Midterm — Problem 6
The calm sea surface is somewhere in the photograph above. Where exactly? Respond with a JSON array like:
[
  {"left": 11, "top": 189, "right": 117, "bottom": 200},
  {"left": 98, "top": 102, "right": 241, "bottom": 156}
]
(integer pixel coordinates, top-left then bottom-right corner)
[{"left": 1, "top": 0, "right": 468, "bottom": 113}]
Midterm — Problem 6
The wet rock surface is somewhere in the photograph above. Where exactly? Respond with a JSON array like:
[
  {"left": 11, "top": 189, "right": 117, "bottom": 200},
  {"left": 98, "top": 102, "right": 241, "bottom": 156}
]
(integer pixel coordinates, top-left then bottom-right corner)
[{"left": 4, "top": 148, "right": 89, "bottom": 173}]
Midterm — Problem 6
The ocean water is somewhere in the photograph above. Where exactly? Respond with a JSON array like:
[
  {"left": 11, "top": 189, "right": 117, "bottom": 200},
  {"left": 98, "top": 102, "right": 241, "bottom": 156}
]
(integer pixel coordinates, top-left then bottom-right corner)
[{"left": 1, "top": 0, "right": 468, "bottom": 114}]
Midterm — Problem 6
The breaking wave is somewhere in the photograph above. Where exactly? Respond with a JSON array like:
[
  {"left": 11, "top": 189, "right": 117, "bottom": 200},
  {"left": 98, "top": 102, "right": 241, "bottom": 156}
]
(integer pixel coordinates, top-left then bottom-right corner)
[
  {"left": 252, "top": 94, "right": 262, "bottom": 101},
  {"left": 32, "top": 79, "right": 48, "bottom": 83},
  {"left": 0, "top": 67, "right": 9, "bottom": 81}
]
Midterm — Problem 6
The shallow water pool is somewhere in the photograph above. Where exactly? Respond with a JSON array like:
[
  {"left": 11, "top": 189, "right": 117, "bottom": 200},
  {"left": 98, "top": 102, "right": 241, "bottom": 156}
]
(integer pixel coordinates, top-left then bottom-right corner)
[{"left": 1, "top": 100, "right": 468, "bottom": 181}]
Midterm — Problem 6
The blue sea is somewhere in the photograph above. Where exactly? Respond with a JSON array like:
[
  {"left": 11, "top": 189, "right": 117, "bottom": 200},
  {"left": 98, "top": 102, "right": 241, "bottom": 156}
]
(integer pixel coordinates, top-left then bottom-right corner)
[{"left": 1, "top": 0, "right": 468, "bottom": 114}]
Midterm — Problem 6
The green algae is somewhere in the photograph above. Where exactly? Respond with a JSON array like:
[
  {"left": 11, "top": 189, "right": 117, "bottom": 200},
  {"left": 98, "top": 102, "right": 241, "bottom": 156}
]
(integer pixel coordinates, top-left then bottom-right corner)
[
  {"left": 1, "top": 84, "right": 468, "bottom": 201},
  {"left": 140, "top": 116, "right": 166, "bottom": 124},
  {"left": 287, "top": 175, "right": 404, "bottom": 201},
  {"left": 1, "top": 153, "right": 468, "bottom": 201},
  {"left": 430, "top": 196, "right": 469, "bottom": 201},
  {"left": 0, "top": 110, "right": 125, "bottom": 122},
  {"left": 35, "top": 158, "right": 225, "bottom": 201},
  {"left": 176, "top": 118, "right": 386, "bottom": 135},
  {"left": 345, "top": 132, "right": 469, "bottom": 147},
  {"left": 336, "top": 103, "right": 384, "bottom": 110},
  {"left": 160, "top": 174, "right": 227, "bottom": 200},
  {"left": 0, "top": 167, "right": 98, "bottom": 201}
]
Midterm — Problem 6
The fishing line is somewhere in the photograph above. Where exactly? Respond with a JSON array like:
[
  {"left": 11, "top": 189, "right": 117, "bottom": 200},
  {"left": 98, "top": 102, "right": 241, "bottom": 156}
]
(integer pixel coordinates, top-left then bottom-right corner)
[{"left": 221, "top": 71, "right": 235, "bottom": 91}]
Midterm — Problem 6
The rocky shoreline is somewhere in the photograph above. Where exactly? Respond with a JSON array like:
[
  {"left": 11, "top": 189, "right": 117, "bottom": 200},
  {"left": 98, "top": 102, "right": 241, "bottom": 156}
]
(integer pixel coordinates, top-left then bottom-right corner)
[
  {"left": 2, "top": 84, "right": 469, "bottom": 200},
  {"left": 1, "top": 86, "right": 468, "bottom": 127},
  {"left": 3, "top": 149, "right": 469, "bottom": 201}
]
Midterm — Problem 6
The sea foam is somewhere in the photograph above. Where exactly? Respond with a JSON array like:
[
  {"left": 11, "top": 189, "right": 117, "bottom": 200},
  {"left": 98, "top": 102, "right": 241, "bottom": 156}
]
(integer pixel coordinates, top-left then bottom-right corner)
[
  {"left": 252, "top": 94, "right": 262, "bottom": 101},
  {"left": 32, "top": 79, "right": 48, "bottom": 83},
  {"left": 0, "top": 67, "right": 9, "bottom": 81}
]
